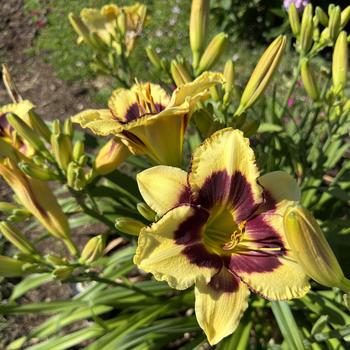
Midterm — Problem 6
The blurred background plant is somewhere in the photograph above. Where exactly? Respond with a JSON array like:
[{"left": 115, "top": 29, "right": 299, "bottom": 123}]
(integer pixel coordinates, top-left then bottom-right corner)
[{"left": 0, "top": 0, "right": 349, "bottom": 349}]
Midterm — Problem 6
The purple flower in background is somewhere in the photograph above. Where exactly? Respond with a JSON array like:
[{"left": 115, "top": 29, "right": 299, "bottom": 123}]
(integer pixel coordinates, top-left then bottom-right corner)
[{"left": 283, "top": 0, "right": 309, "bottom": 11}]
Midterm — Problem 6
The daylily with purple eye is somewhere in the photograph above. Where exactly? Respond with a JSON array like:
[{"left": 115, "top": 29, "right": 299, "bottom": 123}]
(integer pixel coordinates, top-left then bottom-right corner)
[
  {"left": 134, "top": 128, "right": 310, "bottom": 345},
  {"left": 0, "top": 100, "right": 35, "bottom": 157},
  {"left": 72, "top": 72, "right": 223, "bottom": 166}
]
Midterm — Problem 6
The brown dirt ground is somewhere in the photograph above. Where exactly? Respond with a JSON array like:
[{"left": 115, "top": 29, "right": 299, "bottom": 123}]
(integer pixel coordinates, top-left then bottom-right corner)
[{"left": 0, "top": 1, "right": 105, "bottom": 347}]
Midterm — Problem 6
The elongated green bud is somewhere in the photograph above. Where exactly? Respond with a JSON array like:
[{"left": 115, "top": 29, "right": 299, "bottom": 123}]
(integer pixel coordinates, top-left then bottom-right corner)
[
  {"left": 288, "top": 3, "right": 300, "bottom": 36},
  {"left": 170, "top": 60, "right": 192, "bottom": 87},
  {"left": 137, "top": 202, "right": 156, "bottom": 222},
  {"left": 328, "top": 6, "right": 341, "bottom": 42},
  {"left": 52, "top": 266, "right": 74, "bottom": 280},
  {"left": 28, "top": 111, "right": 51, "bottom": 142},
  {"left": 0, "top": 255, "right": 27, "bottom": 277},
  {"left": 117, "top": 10, "right": 126, "bottom": 35},
  {"left": 0, "top": 222, "right": 38, "bottom": 255},
  {"left": 146, "top": 46, "right": 162, "bottom": 70},
  {"left": 341, "top": 6, "right": 350, "bottom": 28},
  {"left": 67, "top": 162, "right": 86, "bottom": 191},
  {"left": 115, "top": 217, "right": 145, "bottom": 236},
  {"left": 223, "top": 59, "right": 234, "bottom": 103},
  {"left": 0, "top": 202, "right": 19, "bottom": 213},
  {"left": 6, "top": 113, "right": 45, "bottom": 153},
  {"left": 284, "top": 205, "right": 350, "bottom": 292},
  {"left": 316, "top": 7, "right": 328, "bottom": 27},
  {"left": 80, "top": 235, "right": 105, "bottom": 264},
  {"left": 63, "top": 119, "right": 73, "bottom": 137},
  {"left": 190, "top": 0, "right": 210, "bottom": 68},
  {"left": 19, "top": 161, "right": 58, "bottom": 181},
  {"left": 197, "top": 32, "right": 228, "bottom": 74},
  {"left": 51, "top": 133, "right": 73, "bottom": 172},
  {"left": 300, "top": 4, "right": 314, "bottom": 54},
  {"left": 73, "top": 141, "right": 84, "bottom": 162},
  {"left": 235, "top": 36, "right": 286, "bottom": 116},
  {"left": 332, "top": 31, "right": 348, "bottom": 95},
  {"left": 301, "top": 58, "right": 319, "bottom": 101},
  {"left": 45, "top": 254, "right": 67, "bottom": 266}
]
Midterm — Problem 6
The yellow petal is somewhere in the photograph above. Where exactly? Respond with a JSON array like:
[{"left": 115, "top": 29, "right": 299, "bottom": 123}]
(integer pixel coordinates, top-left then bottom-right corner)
[
  {"left": 71, "top": 109, "right": 123, "bottom": 136},
  {"left": 258, "top": 171, "right": 301, "bottom": 202},
  {"left": 232, "top": 201, "right": 310, "bottom": 300},
  {"left": 131, "top": 83, "right": 170, "bottom": 108},
  {"left": 189, "top": 128, "right": 262, "bottom": 220},
  {"left": 137, "top": 166, "right": 190, "bottom": 216},
  {"left": 169, "top": 71, "right": 224, "bottom": 108},
  {"left": 134, "top": 205, "right": 218, "bottom": 290},
  {"left": 108, "top": 88, "right": 140, "bottom": 123},
  {"left": 195, "top": 268, "right": 250, "bottom": 345},
  {"left": 0, "top": 100, "right": 34, "bottom": 124}
]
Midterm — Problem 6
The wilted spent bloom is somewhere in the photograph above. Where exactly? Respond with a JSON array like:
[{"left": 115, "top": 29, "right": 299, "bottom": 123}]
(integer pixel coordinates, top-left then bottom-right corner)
[
  {"left": 70, "top": 3, "right": 147, "bottom": 56},
  {"left": 284, "top": 205, "right": 350, "bottom": 292},
  {"left": 332, "top": 31, "right": 348, "bottom": 95},
  {"left": 80, "top": 235, "right": 105, "bottom": 264},
  {"left": 284, "top": 0, "right": 309, "bottom": 11},
  {"left": 0, "top": 158, "right": 77, "bottom": 255},
  {"left": 301, "top": 58, "right": 319, "bottom": 101},
  {"left": 189, "top": 0, "right": 210, "bottom": 68},
  {"left": 235, "top": 35, "right": 286, "bottom": 116},
  {"left": 2, "top": 64, "right": 23, "bottom": 103},
  {"left": 72, "top": 72, "right": 223, "bottom": 167},
  {"left": 93, "top": 138, "right": 130, "bottom": 176}
]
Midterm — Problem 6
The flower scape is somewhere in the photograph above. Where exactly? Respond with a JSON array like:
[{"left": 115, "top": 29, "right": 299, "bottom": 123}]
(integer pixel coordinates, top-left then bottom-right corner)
[{"left": 0, "top": 1, "right": 350, "bottom": 349}]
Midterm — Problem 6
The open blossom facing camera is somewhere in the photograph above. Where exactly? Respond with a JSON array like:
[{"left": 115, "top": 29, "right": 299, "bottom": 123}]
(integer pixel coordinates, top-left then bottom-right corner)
[
  {"left": 134, "top": 128, "right": 310, "bottom": 344},
  {"left": 72, "top": 72, "right": 223, "bottom": 166}
]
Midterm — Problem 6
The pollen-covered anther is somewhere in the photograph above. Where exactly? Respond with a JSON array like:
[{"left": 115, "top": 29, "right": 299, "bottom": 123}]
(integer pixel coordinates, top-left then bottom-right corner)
[{"left": 222, "top": 221, "right": 246, "bottom": 251}]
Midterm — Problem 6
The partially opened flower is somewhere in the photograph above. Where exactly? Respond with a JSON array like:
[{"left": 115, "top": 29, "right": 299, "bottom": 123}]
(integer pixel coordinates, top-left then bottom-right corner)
[
  {"left": 134, "top": 128, "right": 310, "bottom": 345},
  {"left": 72, "top": 72, "right": 223, "bottom": 166},
  {"left": 0, "top": 100, "right": 35, "bottom": 157},
  {"left": 71, "top": 3, "right": 146, "bottom": 56}
]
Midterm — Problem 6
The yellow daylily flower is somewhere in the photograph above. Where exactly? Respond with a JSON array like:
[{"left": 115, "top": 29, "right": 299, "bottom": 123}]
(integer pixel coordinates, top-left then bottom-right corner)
[
  {"left": 72, "top": 3, "right": 147, "bottom": 56},
  {"left": 0, "top": 158, "right": 77, "bottom": 255},
  {"left": 134, "top": 128, "right": 310, "bottom": 345},
  {"left": 72, "top": 72, "right": 224, "bottom": 166},
  {"left": 0, "top": 100, "right": 35, "bottom": 157}
]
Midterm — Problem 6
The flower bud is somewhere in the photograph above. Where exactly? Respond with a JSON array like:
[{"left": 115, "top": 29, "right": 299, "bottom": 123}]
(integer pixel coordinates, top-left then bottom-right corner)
[
  {"left": 28, "top": 110, "right": 51, "bottom": 142},
  {"left": 2, "top": 64, "right": 23, "bottom": 103},
  {"left": 0, "top": 202, "right": 19, "bottom": 213},
  {"left": 93, "top": 138, "right": 129, "bottom": 176},
  {"left": 288, "top": 3, "right": 301, "bottom": 36},
  {"left": 341, "top": 6, "right": 350, "bottom": 28},
  {"left": 0, "top": 221, "right": 38, "bottom": 255},
  {"left": 235, "top": 35, "right": 286, "bottom": 116},
  {"left": 146, "top": 46, "right": 162, "bottom": 70},
  {"left": 0, "top": 255, "right": 27, "bottom": 277},
  {"left": 45, "top": 254, "right": 67, "bottom": 266},
  {"left": 170, "top": 60, "right": 192, "bottom": 87},
  {"left": 223, "top": 59, "right": 234, "bottom": 103},
  {"left": 63, "top": 119, "right": 73, "bottom": 137},
  {"left": 300, "top": 4, "right": 314, "bottom": 54},
  {"left": 301, "top": 58, "right": 319, "bottom": 101},
  {"left": 67, "top": 162, "right": 86, "bottom": 191},
  {"left": 117, "top": 10, "right": 126, "bottom": 35},
  {"left": 137, "top": 202, "right": 156, "bottom": 222},
  {"left": 332, "top": 31, "right": 348, "bottom": 95},
  {"left": 115, "top": 217, "right": 145, "bottom": 236},
  {"left": 52, "top": 266, "right": 74, "bottom": 280},
  {"left": 73, "top": 140, "right": 85, "bottom": 162},
  {"left": 80, "top": 235, "right": 105, "bottom": 264},
  {"left": 316, "top": 7, "right": 328, "bottom": 27},
  {"left": 197, "top": 32, "right": 228, "bottom": 74},
  {"left": 6, "top": 113, "right": 45, "bottom": 154},
  {"left": 0, "top": 158, "right": 76, "bottom": 255},
  {"left": 19, "top": 161, "right": 58, "bottom": 181},
  {"left": 328, "top": 6, "right": 341, "bottom": 42},
  {"left": 190, "top": 0, "right": 210, "bottom": 68},
  {"left": 284, "top": 205, "right": 350, "bottom": 292},
  {"left": 51, "top": 133, "right": 73, "bottom": 172}
]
